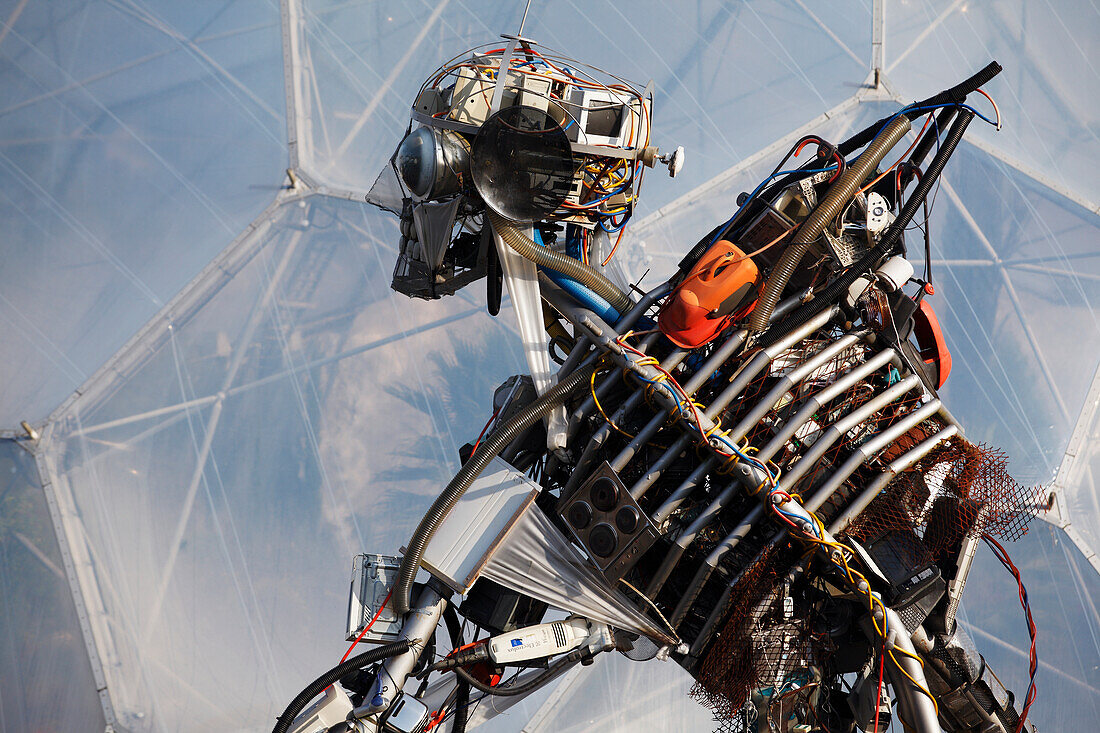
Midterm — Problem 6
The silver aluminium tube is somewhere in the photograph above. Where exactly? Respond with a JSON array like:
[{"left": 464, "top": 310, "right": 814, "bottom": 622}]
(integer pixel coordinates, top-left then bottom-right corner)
[
  {"left": 861, "top": 607, "right": 944, "bottom": 733},
  {"left": 774, "top": 373, "right": 923, "bottom": 492},
  {"left": 355, "top": 584, "right": 447, "bottom": 718},
  {"left": 811, "top": 399, "right": 944, "bottom": 504},
  {"left": 829, "top": 423, "right": 959, "bottom": 535}
]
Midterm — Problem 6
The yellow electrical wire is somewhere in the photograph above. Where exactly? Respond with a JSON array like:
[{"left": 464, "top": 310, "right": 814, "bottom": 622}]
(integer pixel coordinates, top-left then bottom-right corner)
[{"left": 590, "top": 365, "right": 635, "bottom": 440}]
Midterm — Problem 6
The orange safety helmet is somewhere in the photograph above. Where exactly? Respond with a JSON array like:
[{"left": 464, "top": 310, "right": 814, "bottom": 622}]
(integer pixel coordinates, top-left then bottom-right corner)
[{"left": 659, "top": 239, "right": 762, "bottom": 349}]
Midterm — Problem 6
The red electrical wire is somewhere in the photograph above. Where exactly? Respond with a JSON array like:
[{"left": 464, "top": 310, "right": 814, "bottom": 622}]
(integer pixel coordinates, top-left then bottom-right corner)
[
  {"left": 340, "top": 588, "right": 393, "bottom": 663},
  {"left": 471, "top": 405, "right": 502, "bottom": 454},
  {"left": 983, "top": 535, "right": 1037, "bottom": 732}
]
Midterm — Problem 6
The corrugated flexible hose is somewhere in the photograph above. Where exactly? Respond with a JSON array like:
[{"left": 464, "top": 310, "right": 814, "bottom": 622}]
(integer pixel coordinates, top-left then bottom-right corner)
[
  {"left": 271, "top": 639, "right": 410, "bottom": 733},
  {"left": 392, "top": 363, "right": 598, "bottom": 614},
  {"left": 747, "top": 115, "right": 912, "bottom": 332},
  {"left": 487, "top": 210, "right": 634, "bottom": 316},
  {"left": 761, "top": 108, "right": 975, "bottom": 347}
]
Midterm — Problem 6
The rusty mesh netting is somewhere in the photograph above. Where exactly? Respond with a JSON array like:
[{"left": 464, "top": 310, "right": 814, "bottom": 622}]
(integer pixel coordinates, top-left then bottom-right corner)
[
  {"left": 686, "top": 418, "right": 1040, "bottom": 731},
  {"left": 845, "top": 423, "right": 1040, "bottom": 557},
  {"left": 690, "top": 542, "right": 813, "bottom": 730}
]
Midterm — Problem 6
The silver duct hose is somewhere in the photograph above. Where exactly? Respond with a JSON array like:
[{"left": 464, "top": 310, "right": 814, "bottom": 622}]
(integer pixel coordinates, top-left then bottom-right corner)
[
  {"left": 392, "top": 363, "right": 597, "bottom": 614},
  {"left": 488, "top": 210, "right": 634, "bottom": 315},
  {"left": 747, "top": 115, "right": 912, "bottom": 331}
]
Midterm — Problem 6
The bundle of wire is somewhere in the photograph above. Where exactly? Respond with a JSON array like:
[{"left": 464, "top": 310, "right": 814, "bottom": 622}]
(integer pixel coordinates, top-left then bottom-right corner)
[{"left": 612, "top": 334, "right": 779, "bottom": 487}]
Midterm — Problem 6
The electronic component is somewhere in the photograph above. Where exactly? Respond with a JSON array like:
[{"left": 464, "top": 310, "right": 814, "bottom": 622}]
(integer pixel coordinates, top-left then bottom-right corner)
[
  {"left": 558, "top": 463, "right": 659, "bottom": 580},
  {"left": 378, "top": 691, "right": 429, "bottom": 733},
  {"left": 460, "top": 577, "right": 548, "bottom": 635},
  {"left": 865, "top": 191, "right": 894, "bottom": 237},
  {"left": 448, "top": 55, "right": 553, "bottom": 126},
  {"left": 346, "top": 554, "right": 403, "bottom": 643},
  {"left": 564, "top": 87, "right": 645, "bottom": 147},
  {"left": 865, "top": 529, "right": 946, "bottom": 632},
  {"left": 488, "top": 617, "right": 591, "bottom": 663}
]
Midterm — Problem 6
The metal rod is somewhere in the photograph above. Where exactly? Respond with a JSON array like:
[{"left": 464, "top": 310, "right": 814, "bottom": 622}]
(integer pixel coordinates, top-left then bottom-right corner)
[
  {"left": 775, "top": 374, "right": 923, "bottom": 492},
  {"left": 811, "top": 399, "right": 943, "bottom": 503},
  {"left": 828, "top": 424, "right": 958, "bottom": 535},
  {"left": 518, "top": 0, "right": 533, "bottom": 36}
]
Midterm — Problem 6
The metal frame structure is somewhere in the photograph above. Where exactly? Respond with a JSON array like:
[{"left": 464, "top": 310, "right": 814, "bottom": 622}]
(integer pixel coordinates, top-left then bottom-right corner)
[{"left": 3, "top": 1, "right": 1096, "bottom": 729}]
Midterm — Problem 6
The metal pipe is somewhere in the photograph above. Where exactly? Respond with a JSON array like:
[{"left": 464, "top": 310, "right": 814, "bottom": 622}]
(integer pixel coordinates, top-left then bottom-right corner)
[
  {"left": 559, "top": 339, "right": 686, "bottom": 499},
  {"left": 724, "top": 331, "right": 867, "bottom": 443},
  {"left": 557, "top": 275, "right": 673, "bottom": 432},
  {"left": 775, "top": 374, "right": 923, "bottom": 492},
  {"left": 811, "top": 399, "right": 943, "bottom": 504},
  {"left": 755, "top": 349, "right": 899, "bottom": 463},
  {"left": 567, "top": 331, "right": 667, "bottom": 438},
  {"left": 862, "top": 608, "right": 944, "bottom": 732},
  {"left": 597, "top": 290, "right": 807, "bottom": 485},
  {"left": 362, "top": 584, "right": 447, "bottom": 715},
  {"left": 650, "top": 456, "right": 717, "bottom": 520},
  {"left": 611, "top": 306, "right": 837, "bottom": 475},
  {"left": 829, "top": 424, "right": 958, "bottom": 535},
  {"left": 686, "top": 540, "right": 772, "bottom": 653},
  {"left": 653, "top": 345, "right": 893, "bottom": 533},
  {"left": 664, "top": 502, "right": 768, "bottom": 619},
  {"left": 707, "top": 306, "right": 840, "bottom": 417},
  {"left": 645, "top": 479, "right": 742, "bottom": 596}
]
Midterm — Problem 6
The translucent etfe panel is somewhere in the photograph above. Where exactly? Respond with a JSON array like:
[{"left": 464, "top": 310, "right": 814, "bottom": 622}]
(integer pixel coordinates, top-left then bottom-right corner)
[
  {"left": 291, "top": 0, "right": 871, "bottom": 218},
  {"left": 0, "top": 0, "right": 286, "bottom": 424},
  {"left": 40, "top": 196, "right": 527, "bottom": 731},
  {"left": 0, "top": 441, "right": 105, "bottom": 732},
  {"left": 916, "top": 140, "right": 1100, "bottom": 486},
  {"left": 959, "top": 523, "right": 1100, "bottom": 731},
  {"left": 885, "top": 0, "right": 1100, "bottom": 203}
]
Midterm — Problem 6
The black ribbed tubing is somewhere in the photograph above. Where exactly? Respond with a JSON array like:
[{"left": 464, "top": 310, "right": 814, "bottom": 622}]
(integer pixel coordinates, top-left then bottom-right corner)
[
  {"left": 762, "top": 108, "right": 975, "bottom": 347},
  {"left": 837, "top": 61, "right": 1000, "bottom": 156},
  {"left": 393, "top": 363, "right": 598, "bottom": 613},
  {"left": 453, "top": 653, "right": 579, "bottom": 696},
  {"left": 271, "top": 640, "right": 410, "bottom": 733}
]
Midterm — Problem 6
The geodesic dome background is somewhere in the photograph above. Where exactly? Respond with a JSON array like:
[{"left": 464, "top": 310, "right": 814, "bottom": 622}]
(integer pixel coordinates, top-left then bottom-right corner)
[{"left": 1, "top": 1, "right": 1097, "bottom": 731}]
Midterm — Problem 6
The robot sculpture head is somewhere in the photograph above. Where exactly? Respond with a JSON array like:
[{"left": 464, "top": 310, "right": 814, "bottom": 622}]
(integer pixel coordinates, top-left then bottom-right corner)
[{"left": 375, "top": 38, "right": 681, "bottom": 302}]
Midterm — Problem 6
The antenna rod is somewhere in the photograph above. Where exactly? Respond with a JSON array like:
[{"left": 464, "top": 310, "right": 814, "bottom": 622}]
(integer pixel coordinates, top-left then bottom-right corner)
[{"left": 518, "top": 0, "right": 533, "bottom": 36}]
